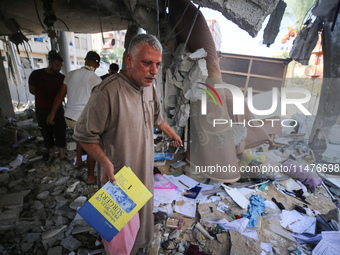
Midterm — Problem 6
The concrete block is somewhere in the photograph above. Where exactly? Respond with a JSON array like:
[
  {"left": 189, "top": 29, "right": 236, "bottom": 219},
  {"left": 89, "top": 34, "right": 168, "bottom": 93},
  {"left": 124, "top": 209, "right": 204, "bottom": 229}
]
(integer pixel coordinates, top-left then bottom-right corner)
[
  {"left": 177, "top": 104, "right": 190, "bottom": 127},
  {"left": 55, "top": 205, "right": 77, "bottom": 219},
  {"left": 61, "top": 236, "right": 82, "bottom": 251},
  {"left": 21, "top": 242, "right": 33, "bottom": 253},
  {"left": 69, "top": 196, "right": 87, "bottom": 210},
  {"left": 47, "top": 246, "right": 63, "bottom": 255},
  {"left": 54, "top": 215, "right": 69, "bottom": 226},
  {"left": 42, "top": 225, "right": 67, "bottom": 250},
  {"left": 0, "top": 207, "right": 21, "bottom": 224},
  {"left": 24, "top": 232, "right": 41, "bottom": 243},
  {"left": 189, "top": 48, "right": 207, "bottom": 60},
  {"left": 0, "top": 173, "right": 9, "bottom": 186},
  {"left": 66, "top": 181, "right": 80, "bottom": 193},
  {"left": 66, "top": 142, "right": 77, "bottom": 151},
  {"left": 179, "top": 58, "right": 195, "bottom": 72},
  {"left": 55, "top": 176, "right": 70, "bottom": 186},
  {"left": 31, "top": 200, "right": 44, "bottom": 211},
  {"left": 36, "top": 190, "right": 50, "bottom": 200},
  {"left": 0, "top": 189, "right": 30, "bottom": 209}
]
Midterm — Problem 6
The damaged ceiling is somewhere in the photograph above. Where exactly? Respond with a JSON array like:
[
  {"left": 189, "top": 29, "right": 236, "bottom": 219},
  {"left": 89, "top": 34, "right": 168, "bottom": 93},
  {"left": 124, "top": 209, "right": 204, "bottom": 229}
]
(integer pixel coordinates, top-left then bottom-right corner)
[{"left": 0, "top": 0, "right": 281, "bottom": 38}]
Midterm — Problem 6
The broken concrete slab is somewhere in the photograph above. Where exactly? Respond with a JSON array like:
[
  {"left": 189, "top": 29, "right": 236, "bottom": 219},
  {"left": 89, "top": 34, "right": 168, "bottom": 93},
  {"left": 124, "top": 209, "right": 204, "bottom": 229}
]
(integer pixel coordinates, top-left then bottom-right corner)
[
  {"left": 0, "top": 207, "right": 21, "bottom": 224},
  {"left": 0, "top": 189, "right": 30, "bottom": 209},
  {"left": 41, "top": 225, "right": 68, "bottom": 250},
  {"left": 36, "top": 190, "right": 50, "bottom": 200},
  {"left": 60, "top": 235, "right": 82, "bottom": 252},
  {"left": 263, "top": 0, "right": 287, "bottom": 46},
  {"left": 193, "top": 0, "right": 280, "bottom": 37},
  {"left": 189, "top": 48, "right": 207, "bottom": 60},
  {"left": 47, "top": 246, "right": 63, "bottom": 255},
  {"left": 69, "top": 196, "right": 87, "bottom": 210}
]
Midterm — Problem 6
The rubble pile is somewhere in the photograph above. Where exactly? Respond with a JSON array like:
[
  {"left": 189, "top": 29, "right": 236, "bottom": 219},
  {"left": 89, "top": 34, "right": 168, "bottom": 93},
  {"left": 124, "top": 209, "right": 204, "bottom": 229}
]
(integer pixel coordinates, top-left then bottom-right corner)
[
  {"left": 0, "top": 112, "right": 104, "bottom": 254},
  {"left": 0, "top": 110, "right": 340, "bottom": 255}
]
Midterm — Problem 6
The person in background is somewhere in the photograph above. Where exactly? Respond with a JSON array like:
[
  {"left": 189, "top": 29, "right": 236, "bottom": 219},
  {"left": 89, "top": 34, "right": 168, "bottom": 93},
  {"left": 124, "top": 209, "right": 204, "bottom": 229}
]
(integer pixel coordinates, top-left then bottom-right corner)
[
  {"left": 100, "top": 63, "right": 119, "bottom": 80},
  {"left": 73, "top": 34, "right": 182, "bottom": 255},
  {"left": 29, "top": 50, "right": 68, "bottom": 165},
  {"left": 47, "top": 51, "right": 102, "bottom": 185}
]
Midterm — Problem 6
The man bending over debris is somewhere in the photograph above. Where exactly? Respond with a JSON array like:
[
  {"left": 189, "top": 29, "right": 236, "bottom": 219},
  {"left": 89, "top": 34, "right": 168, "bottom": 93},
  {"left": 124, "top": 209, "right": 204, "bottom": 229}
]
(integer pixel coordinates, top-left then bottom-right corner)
[{"left": 73, "top": 34, "right": 182, "bottom": 254}]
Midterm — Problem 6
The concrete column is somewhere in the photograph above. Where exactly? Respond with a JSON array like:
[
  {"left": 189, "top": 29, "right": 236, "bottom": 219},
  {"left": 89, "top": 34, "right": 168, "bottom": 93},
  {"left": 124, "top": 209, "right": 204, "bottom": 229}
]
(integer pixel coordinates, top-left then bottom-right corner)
[
  {"left": 0, "top": 50, "right": 15, "bottom": 117},
  {"left": 57, "top": 31, "right": 71, "bottom": 74},
  {"left": 122, "top": 24, "right": 140, "bottom": 70},
  {"left": 310, "top": 18, "right": 340, "bottom": 160},
  {"left": 6, "top": 40, "right": 23, "bottom": 85},
  {"left": 71, "top": 32, "right": 77, "bottom": 66}
]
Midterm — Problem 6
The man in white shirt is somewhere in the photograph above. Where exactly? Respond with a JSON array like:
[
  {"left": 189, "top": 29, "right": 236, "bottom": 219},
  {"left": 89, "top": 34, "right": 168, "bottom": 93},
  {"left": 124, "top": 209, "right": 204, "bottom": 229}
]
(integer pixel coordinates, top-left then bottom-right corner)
[{"left": 47, "top": 51, "right": 102, "bottom": 185}]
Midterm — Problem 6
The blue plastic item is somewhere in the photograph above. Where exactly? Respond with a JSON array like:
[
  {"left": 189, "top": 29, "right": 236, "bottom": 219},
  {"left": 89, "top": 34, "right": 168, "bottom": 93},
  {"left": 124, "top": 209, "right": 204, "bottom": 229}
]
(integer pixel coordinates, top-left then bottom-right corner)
[{"left": 154, "top": 153, "right": 174, "bottom": 161}]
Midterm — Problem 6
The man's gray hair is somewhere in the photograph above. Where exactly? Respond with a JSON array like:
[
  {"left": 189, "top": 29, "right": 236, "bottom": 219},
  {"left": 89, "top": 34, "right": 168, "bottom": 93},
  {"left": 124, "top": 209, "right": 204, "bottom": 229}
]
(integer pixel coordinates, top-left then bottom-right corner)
[{"left": 128, "top": 34, "right": 162, "bottom": 57}]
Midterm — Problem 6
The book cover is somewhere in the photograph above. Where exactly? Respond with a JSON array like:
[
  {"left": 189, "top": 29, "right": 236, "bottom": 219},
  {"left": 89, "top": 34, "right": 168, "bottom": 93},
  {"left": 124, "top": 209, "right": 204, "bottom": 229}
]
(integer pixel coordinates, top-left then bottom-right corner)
[{"left": 77, "top": 166, "right": 153, "bottom": 242}]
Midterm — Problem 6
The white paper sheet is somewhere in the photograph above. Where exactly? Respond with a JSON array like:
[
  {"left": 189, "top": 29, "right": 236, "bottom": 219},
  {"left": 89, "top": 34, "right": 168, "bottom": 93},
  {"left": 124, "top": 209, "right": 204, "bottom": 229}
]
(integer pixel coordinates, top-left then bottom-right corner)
[
  {"left": 164, "top": 174, "right": 199, "bottom": 191},
  {"left": 280, "top": 210, "right": 316, "bottom": 234},
  {"left": 261, "top": 243, "right": 273, "bottom": 255},
  {"left": 221, "top": 184, "right": 249, "bottom": 209},
  {"left": 312, "top": 231, "right": 340, "bottom": 255},
  {"left": 174, "top": 195, "right": 197, "bottom": 218},
  {"left": 154, "top": 188, "right": 181, "bottom": 205},
  {"left": 207, "top": 218, "right": 250, "bottom": 233}
]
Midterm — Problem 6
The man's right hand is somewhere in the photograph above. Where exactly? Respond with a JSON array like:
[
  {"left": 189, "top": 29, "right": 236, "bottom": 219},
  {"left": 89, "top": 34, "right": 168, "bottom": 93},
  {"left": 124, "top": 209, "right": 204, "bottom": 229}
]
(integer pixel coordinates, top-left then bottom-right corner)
[
  {"left": 101, "top": 161, "right": 117, "bottom": 185},
  {"left": 46, "top": 113, "right": 55, "bottom": 125}
]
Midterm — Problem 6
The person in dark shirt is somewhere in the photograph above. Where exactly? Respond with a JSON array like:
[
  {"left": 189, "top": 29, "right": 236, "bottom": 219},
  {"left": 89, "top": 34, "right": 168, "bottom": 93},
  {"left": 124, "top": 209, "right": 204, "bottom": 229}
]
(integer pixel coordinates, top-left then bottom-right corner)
[
  {"left": 29, "top": 50, "right": 68, "bottom": 165},
  {"left": 100, "top": 63, "right": 119, "bottom": 80}
]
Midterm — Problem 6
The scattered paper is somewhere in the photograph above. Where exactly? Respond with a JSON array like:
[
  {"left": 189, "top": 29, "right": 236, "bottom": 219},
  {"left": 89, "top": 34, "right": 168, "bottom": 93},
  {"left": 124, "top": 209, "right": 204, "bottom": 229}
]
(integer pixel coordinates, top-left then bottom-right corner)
[
  {"left": 261, "top": 243, "right": 273, "bottom": 255},
  {"left": 221, "top": 184, "right": 249, "bottom": 209},
  {"left": 154, "top": 189, "right": 181, "bottom": 206},
  {"left": 312, "top": 231, "right": 340, "bottom": 255},
  {"left": 164, "top": 174, "right": 199, "bottom": 191},
  {"left": 207, "top": 218, "right": 249, "bottom": 234},
  {"left": 154, "top": 174, "right": 178, "bottom": 189},
  {"left": 217, "top": 201, "right": 230, "bottom": 213},
  {"left": 174, "top": 196, "right": 197, "bottom": 218},
  {"left": 280, "top": 210, "right": 316, "bottom": 234}
]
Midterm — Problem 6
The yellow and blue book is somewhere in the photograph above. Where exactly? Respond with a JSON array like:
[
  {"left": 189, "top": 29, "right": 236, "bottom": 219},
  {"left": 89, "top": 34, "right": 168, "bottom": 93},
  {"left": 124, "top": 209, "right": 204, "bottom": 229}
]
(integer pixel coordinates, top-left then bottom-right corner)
[{"left": 77, "top": 166, "right": 153, "bottom": 242}]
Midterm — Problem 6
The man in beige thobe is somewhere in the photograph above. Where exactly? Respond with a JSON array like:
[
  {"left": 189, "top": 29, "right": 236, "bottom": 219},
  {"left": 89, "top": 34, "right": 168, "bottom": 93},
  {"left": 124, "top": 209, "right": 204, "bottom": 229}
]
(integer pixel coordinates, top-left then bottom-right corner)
[{"left": 73, "top": 34, "right": 182, "bottom": 254}]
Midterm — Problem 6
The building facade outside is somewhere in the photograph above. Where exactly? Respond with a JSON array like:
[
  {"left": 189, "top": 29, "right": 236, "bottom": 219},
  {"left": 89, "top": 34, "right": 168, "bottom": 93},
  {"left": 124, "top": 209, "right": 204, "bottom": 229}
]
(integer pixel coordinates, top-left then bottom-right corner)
[
  {"left": 91, "top": 30, "right": 126, "bottom": 67},
  {"left": 206, "top": 19, "right": 222, "bottom": 51}
]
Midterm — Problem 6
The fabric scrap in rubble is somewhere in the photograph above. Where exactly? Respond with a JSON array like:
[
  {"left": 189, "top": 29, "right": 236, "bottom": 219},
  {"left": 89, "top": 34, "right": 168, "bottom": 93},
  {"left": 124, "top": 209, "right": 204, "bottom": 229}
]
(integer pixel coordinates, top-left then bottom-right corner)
[{"left": 242, "top": 195, "right": 266, "bottom": 228}]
